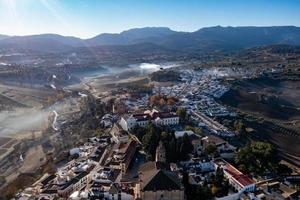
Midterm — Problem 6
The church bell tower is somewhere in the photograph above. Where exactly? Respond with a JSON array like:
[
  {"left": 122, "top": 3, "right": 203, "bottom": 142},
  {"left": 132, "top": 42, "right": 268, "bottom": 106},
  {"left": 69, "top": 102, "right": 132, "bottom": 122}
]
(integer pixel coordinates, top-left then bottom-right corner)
[{"left": 155, "top": 141, "right": 166, "bottom": 163}]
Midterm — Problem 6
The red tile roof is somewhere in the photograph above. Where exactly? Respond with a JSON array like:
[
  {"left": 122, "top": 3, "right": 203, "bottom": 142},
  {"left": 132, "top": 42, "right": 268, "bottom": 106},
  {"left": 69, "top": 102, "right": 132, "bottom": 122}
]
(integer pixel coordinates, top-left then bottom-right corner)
[
  {"left": 232, "top": 174, "right": 255, "bottom": 187},
  {"left": 225, "top": 164, "right": 242, "bottom": 176},
  {"left": 131, "top": 110, "right": 178, "bottom": 121},
  {"left": 224, "top": 163, "right": 254, "bottom": 187}
]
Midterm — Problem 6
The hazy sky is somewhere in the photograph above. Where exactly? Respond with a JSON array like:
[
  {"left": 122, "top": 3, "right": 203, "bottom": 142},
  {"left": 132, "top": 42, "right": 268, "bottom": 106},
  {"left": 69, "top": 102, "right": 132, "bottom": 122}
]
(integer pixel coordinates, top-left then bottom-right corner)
[{"left": 0, "top": 0, "right": 299, "bottom": 38}]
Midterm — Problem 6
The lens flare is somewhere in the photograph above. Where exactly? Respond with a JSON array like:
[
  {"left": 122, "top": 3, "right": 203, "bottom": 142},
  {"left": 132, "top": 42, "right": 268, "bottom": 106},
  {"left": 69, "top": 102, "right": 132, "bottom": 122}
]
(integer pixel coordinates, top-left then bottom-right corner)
[{"left": 40, "top": 0, "right": 72, "bottom": 32}]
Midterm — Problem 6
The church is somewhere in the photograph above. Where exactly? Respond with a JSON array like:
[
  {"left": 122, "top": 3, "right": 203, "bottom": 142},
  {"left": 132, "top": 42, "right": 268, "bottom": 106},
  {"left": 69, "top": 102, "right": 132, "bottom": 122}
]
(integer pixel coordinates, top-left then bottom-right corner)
[{"left": 134, "top": 141, "right": 185, "bottom": 200}]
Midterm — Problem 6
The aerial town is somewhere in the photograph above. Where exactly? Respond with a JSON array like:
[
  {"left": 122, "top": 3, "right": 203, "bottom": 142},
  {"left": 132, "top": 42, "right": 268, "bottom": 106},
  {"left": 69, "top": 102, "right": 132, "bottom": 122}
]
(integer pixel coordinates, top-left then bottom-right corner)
[
  {"left": 15, "top": 66, "right": 299, "bottom": 200},
  {"left": 0, "top": 1, "right": 300, "bottom": 200}
]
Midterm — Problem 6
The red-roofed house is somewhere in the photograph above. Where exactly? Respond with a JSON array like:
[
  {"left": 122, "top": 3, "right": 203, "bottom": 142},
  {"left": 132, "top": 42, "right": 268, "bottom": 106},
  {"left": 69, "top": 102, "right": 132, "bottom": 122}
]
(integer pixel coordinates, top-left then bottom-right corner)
[{"left": 214, "top": 159, "right": 255, "bottom": 193}]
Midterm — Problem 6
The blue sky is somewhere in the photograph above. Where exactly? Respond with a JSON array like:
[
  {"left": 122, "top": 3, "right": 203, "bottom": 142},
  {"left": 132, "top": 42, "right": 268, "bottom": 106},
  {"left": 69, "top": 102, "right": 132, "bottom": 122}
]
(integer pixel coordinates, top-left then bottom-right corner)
[{"left": 0, "top": 0, "right": 299, "bottom": 38}]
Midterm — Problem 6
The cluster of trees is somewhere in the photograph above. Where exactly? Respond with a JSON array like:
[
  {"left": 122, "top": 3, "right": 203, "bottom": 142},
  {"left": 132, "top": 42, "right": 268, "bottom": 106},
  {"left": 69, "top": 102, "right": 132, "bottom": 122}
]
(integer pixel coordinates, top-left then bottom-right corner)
[
  {"left": 150, "top": 70, "right": 181, "bottom": 82},
  {"left": 235, "top": 141, "right": 291, "bottom": 176},
  {"left": 149, "top": 94, "right": 178, "bottom": 108},
  {"left": 231, "top": 61, "right": 242, "bottom": 66},
  {"left": 126, "top": 83, "right": 153, "bottom": 97},
  {"left": 68, "top": 95, "right": 115, "bottom": 139},
  {"left": 132, "top": 123, "right": 193, "bottom": 162},
  {"left": 211, "top": 167, "right": 229, "bottom": 197},
  {"left": 217, "top": 117, "right": 247, "bottom": 136},
  {"left": 182, "top": 167, "right": 229, "bottom": 200},
  {"left": 234, "top": 119, "right": 246, "bottom": 135},
  {"left": 113, "top": 100, "right": 127, "bottom": 114},
  {"left": 46, "top": 91, "right": 68, "bottom": 106},
  {"left": 2, "top": 174, "right": 37, "bottom": 199},
  {"left": 78, "top": 97, "right": 112, "bottom": 132},
  {"left": 204, "top": 144, "right": 219, "bottom": 158},
  {"left": 182, "top": 172, "right": 212, "bottom": 200},
  {"left": 85, "top": 96, "right": 114, "bottom": 119},
  {"left": 184, "top": 125, "right": 203, "bottom": 136},
  {"left": 162, "top": 131, "right": 194, "bottom": 162},
  {"left": 42, "top": 159, "right": 56, "bottom": 174}
]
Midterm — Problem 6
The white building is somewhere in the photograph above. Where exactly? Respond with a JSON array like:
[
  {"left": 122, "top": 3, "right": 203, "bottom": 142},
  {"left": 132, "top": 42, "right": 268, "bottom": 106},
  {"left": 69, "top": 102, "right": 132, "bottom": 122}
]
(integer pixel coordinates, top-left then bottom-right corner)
[
  {"left": 110, "top": 123, "right": 129, "bottom": 144},
  {"left": 119, "top": 109, "right": 179, "bottom": 131},
  {"left": 174, "top": 130, "right": 195, "bottom": 139},
  {"left": 214, "top": 159, "right": 256, "bottom": 193}
]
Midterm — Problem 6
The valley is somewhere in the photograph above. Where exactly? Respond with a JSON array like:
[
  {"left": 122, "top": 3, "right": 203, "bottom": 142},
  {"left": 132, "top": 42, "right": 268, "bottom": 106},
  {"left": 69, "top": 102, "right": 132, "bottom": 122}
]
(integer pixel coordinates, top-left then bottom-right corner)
[{"left": 0, "top": 27, "right": 299, "bottom": 199}]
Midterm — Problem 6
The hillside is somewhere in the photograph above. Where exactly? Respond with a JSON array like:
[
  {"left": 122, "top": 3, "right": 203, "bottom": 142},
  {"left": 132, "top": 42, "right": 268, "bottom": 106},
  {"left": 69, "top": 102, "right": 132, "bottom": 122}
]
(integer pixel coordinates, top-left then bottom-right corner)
[
  {"left": 85, "top": 27, "right": 176, "bottom": 46},
  {"left": 0, "top": 26, "right": 300, "bottom": 53},
  {"left": 0, "top": 35, "right": 9, "bottom": 40}
]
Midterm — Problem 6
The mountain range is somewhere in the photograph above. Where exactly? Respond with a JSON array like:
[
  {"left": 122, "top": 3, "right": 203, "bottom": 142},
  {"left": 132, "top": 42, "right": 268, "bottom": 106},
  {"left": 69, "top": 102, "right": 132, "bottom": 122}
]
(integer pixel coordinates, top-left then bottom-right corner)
[{"left": 0, "top": 26, "right": 299, "bottom": 53}]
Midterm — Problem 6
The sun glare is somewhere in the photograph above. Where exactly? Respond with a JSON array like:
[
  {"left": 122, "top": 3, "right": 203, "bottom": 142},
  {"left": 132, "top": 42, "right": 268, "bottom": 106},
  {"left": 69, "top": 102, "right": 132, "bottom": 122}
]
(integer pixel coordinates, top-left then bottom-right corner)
[
  {"left": 40, "top": 0, "right": 73, "bottom": 34},
  {"left": 3, "top": 0, "right": 16, "bottom": 9}
]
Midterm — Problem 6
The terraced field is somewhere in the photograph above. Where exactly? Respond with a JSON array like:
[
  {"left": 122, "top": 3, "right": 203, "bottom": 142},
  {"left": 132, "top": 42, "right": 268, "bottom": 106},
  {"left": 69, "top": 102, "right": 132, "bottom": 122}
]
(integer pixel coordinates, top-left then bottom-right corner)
[
  {"left": 221, "top": 78, "right": 300, "bottom": 121},
  {"left": 220, "top": 77, "right": 300, "bottom": 166}
]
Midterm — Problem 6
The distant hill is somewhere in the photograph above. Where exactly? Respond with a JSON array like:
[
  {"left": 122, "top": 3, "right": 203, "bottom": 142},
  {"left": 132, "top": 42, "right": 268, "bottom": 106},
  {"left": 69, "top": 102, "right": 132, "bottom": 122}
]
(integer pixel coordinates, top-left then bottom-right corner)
[
  {"left": 24, "top": 34, "right": 83, "bottom": 46},
  {"left": 150, "top": 26, "right": 300, "bottom": 51},
  {"left": 0, "top": 34, "right": 9, "bottom": 40},
  {"left": 85, "top": 26, "right": 300, "bottom": 51},
  {"left": 85, "top": 27, "right": 176, "bottom": 46},
  {"left": 0, "top": 34, "right": 84, "bottom": 52},
  {"left": 0, "top": 26, "right": 300, "bottom": 52}
]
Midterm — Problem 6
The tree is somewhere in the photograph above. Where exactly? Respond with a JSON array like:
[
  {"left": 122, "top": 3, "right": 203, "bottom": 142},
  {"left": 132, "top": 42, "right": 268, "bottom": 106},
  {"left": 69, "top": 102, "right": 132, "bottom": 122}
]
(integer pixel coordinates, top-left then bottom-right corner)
[
  {"left": 221, "top": 180, "right": 229, "bottom": 196},
  {"left": 132, "top": 125, "right": 146, "bottom": 141},
  {"left": 211, "top": 185, "right": 218, "bottom": 196},
  {"left": 177, "top": 108, "right": 188, "bottom": 125},
  {"left": 215, "top": 167, "right": 224, "bottom": 187},
  {"left": 234, "top": 120, "right": 246, "bottom": 135},
  {"left": 182, "top": 171, "right": 212, "bottom": 200},
  {"left": 142, "top": 123, "right": 160, "bottom": 160},
  {"left": 235, "top": 142, "right": 279, "bottom": 175},
  {"left": 167, "top": 97, "right": 176, "bottom": 105},
  {"left": 166, "top": 136, "right": 178, "bottom": 163},
  {"left": 139, "top": 123, "right": 195, "bottom": 162},
  {"left": 149, "top": 94, "right": 163, "bottom": 107},
  {"left": 182, "top": 172, "right": 196, "bottom": 200},
  {"left": 161, "top": 131, "right": 171, "bottom": 141},
  {"left": 179, "top": 133, "right": 193, "bottom": 160},
  {"left": 196, "top": 185, "right": 213, "bottom": 200},
  {"left": 95, "top": 129, "right": 104, "bottom": 137},
  {"left": 3, "top": 185, "right": 18, "bottom": 200},
  {"left": 185, "top": 125, "right": 203, "bottom": 136},
  {"left": 43, "top": 161, "right": 56, "bottom": 174},
  {"left": 204, "top": 145, "right": 218, "bottom": 157},
  {"left": 159, "top": 98, "right": 166, "bottom": 107}
]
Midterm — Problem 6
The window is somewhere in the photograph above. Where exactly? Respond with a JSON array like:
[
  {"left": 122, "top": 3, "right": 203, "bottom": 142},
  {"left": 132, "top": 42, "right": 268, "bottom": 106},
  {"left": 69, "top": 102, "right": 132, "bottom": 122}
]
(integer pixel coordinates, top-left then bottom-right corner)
[{"left": 160, "top": 194, "right": 164, "bottom": 200}]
